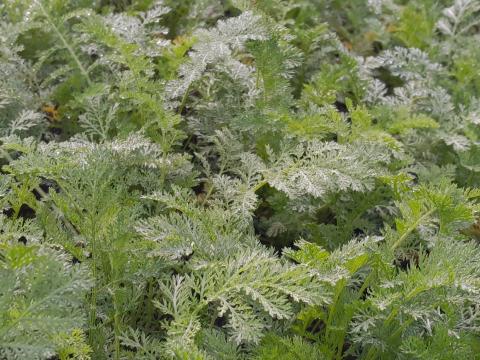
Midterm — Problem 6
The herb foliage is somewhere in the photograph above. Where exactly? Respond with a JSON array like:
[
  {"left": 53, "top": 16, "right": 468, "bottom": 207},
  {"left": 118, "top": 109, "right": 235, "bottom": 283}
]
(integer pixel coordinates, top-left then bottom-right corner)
[{"left": 1, "top": 0, "right": 480, "bottom": 358}]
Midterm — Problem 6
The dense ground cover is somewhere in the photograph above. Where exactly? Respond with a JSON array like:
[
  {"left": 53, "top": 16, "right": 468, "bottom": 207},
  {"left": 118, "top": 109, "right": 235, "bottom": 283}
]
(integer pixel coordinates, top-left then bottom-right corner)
[{"left": 1, "top": 0, "right": 480, "bottom": 358}]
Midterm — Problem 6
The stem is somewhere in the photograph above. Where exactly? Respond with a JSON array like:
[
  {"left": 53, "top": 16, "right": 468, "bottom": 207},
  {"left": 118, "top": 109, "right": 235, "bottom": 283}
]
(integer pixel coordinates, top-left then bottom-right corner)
[
  {"left": 252, "top": 179, "right": 268, "bottom": 193},
  {"left": 357, "top": 270, "right": 375, "bottom": 299},
  {"left": 325, "top": 281, "right": 345, "bottom": 340},
  {"left": 384, "top": 308, "right": 399, "bottom": 327},
  {"left": 107, "top": 252, "right": 121, "bottom": 360},
  {"left": 178, "top": 83, "right": 192, "bottom": 115},
  {"left": 146, "top": 279, "right": 154, "bottom": 324},
  {"left": 358, "top": 209, "right": 436, "bottom": 358},
  {"left": 390, "top": 318, "right": 414, "bottom": 340},
  {"left": 113, "top": 292, "right": 121, "bottom": 360},
  {"left": 364, "top": 346, "right": 377, "bottom": 360},
  {"left": 87, "top": 178, "right": 100, "bottom": 346},
  {"left": 88, "top": 225, "right": 97, "bottom": 345},
  {"left": 336, "top": 335, "right": 346, "bottom": 360},
  {"left": 201, "top": 183, "right": 215, "bottom": 205},
  {"left": 391, "top": 208, "right": 435, "bottom": 251},
  {"left": 37, "top": 2, "right": 92, "bottom": 86},
  {"left": 467, "top": 170, "right": 475, "bottom": 187},
  {"left": 324, "top": 280, "right": 351, "bottom": 360},
  {"left": 308, "top": 318, "right": 324, "bottom": 336}
]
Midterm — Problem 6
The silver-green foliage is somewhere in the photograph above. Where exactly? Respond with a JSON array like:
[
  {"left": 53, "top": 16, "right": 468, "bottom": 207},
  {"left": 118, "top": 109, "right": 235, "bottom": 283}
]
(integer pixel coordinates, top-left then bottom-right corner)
[
  {"left": 2, "top": 0, "right": 480, "bottom": 359},
  {"left": 0, "top": 216, "right": 91, "bottom": 360}
]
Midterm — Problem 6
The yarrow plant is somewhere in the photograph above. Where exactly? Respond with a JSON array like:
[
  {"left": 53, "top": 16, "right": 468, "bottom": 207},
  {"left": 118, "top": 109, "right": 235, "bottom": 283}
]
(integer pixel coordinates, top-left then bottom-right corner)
[{"left": 1, "top": 0, "right": 480, "bottom": 359}]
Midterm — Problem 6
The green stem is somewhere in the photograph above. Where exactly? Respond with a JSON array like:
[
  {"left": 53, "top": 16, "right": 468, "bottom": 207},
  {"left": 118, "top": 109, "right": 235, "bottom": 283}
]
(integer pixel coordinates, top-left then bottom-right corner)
[
  {"left": 364, "top": 346, "right": 377, "bottom": 360},
  {"left": 178, "top": 83, "right": 192, "bottom": 115},
  {"left": 113, "top": 293, "right": 121, "bottom": 360},
  {"left": 390, "top": 318, "right": 414, "bottom": 340},
  {"left": 252, "top": 179, "right": 268, "bottom": 193},
  {"left": 146, "top": 279, "right": 154, "bottom": 324},
  {"left": 325, "top": 281, "right": 345, "bottom": 340},
  {"left": 357, "top": 270, "right": 375, "bottom": 299},
  {"left": 324, "top": 281, "right": 352, "bottom": 360},
  {"left": 308, "top": 318, "right": 324, "bottom": 336},
  {"left": 201, "top": 183, "right": 215, "bottom": 205},
  {"left": 108, "top": 253, "right": 121, "bottom": 360},
  {"left": 336, "top": 335, "right": 346, "bottom": 360},
  {"left": 358, "top": 208, "right": 436, "bottom": 359},
  {"left": 87, "top": 189, "right": 99, "bottom": 345},
  {"left": 37, "top": 2, "right": 92, "bottom": 86},
  {"left": 88, "top": 235, "right": 97, "bottom": 345},
  {"left": 391, "top": 208, "right": 435, "bottom": 251}
]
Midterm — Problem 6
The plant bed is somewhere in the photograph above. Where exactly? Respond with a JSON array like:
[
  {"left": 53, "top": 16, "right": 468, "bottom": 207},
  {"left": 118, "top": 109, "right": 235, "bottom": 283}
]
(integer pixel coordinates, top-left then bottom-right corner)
[{"left": 1, "top": 0, "right": 480, "bottom": 359}]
